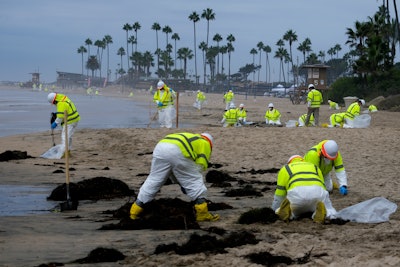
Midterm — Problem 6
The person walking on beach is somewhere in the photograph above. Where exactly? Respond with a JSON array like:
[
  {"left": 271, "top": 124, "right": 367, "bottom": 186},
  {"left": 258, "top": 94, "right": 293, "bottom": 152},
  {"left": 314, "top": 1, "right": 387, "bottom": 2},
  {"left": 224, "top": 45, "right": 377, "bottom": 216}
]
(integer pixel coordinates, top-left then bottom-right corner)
[
  {"left": 223, "top": 90, "right": 235, "bottom": 111},
  {"left": 153, "top": 80, "right": 176, "bottom": 128},
  {"left": 305, "top": 84, "right": 323, "bottom": 126},
  {"left": 194, "top": 90, "right": 206, "bottom": 110},
  {"left": 47, "top": 92, "right": 80, "bottom": 156},
  {"left": 304, "top": 140, "right": 349, "bottom": 195},
  {"left": 271, "top": 155, "right": 337, "bottom": 223},
  {"left": 265, "top": 103, "right": 281, "bottom": 126},
  {"left": 129, "top": 132, "right": 219, "bottom": 222}
]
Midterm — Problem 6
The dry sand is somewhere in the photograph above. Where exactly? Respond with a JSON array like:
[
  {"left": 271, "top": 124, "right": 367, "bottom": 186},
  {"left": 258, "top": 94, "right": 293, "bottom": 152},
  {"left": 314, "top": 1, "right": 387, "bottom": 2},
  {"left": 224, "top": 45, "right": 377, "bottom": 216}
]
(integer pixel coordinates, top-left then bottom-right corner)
[{"left": 1, "top": 86, "right": 400, "bottom": 266}]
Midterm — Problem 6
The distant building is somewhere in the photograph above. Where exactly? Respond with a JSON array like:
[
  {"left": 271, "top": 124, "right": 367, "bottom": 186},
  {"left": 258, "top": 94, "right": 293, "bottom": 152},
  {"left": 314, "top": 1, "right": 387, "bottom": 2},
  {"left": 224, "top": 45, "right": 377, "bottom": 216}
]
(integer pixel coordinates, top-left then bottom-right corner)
[{"left": 56, "top": 71, "right": 106, "bottom": 88}]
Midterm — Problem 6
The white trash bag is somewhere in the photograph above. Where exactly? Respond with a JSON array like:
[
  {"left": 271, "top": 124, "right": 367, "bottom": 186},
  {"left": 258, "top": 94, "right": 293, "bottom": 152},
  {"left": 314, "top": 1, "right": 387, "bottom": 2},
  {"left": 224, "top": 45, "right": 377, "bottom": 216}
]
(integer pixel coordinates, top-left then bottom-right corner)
[
  {"left": 40, "top": 144, "right": 65, "bottom": 159},
  {"left": 285, "top": 120, "right": 297, "bottom": 128},
  {"left": 352, "top": 114, "right": 371, "bottom": 128},
  {"left": 335, "top": 197, "right": 397, "bottom": 223}
]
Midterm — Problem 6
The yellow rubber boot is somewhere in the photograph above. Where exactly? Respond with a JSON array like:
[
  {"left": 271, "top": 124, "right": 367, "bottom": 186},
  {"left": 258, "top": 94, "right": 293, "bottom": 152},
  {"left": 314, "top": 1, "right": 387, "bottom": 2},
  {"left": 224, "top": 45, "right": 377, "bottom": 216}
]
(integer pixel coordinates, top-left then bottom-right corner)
[
  {"left": 313, "top": 201, "right": 326, "bottom": 224},
  {"left": 276, "top": 198, "right": 291, "bottom": 222},
  {"left": 130, "top": 202, "right": 143, "bottom": 220},
  {"left": 194, "top": 202, "right": 219, "bottom": 222}
]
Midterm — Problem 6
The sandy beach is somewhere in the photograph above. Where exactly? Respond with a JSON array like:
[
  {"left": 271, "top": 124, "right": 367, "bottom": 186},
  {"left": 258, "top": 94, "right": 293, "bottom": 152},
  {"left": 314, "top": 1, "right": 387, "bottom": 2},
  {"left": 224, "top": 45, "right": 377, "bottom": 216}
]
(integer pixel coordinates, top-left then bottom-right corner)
[{"left": 0, "top": 85, "right": 399, "bottom": 266}]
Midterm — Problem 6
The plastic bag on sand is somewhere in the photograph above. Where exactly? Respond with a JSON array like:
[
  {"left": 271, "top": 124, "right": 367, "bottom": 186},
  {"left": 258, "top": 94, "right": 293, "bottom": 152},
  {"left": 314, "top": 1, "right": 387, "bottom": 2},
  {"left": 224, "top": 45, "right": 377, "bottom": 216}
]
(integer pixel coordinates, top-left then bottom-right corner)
[
  {"left": 40, "top": 144, "right": 65, "bottom": 159},
  {"left": 352, "top": 114, "right": 371, "bottom": 128},
  {"left": 285, "top": 120, "right": 297, "bottom": 128},
  {"left": 335, "top": 197, "right": 397, "bottom": 223}
]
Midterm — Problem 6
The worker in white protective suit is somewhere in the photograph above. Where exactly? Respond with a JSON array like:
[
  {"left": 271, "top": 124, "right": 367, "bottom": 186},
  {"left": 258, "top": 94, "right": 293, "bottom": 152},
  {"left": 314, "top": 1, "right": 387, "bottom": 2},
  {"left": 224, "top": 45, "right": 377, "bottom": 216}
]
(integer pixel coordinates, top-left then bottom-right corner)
[
  {"left": 271, "top": 155, "right": 337, "bottom": 223},
  {"left": 130, "top": 132, "right": 219, "bottom": 222},
  {"left": 237, "top": 103, "right": 247, "bottom": 125},
  {"left": 153, "top": 80, "right": 176, "bottom": 128},
  {"left": 304, "top": 140, "right": 349, "bottom": 195}
]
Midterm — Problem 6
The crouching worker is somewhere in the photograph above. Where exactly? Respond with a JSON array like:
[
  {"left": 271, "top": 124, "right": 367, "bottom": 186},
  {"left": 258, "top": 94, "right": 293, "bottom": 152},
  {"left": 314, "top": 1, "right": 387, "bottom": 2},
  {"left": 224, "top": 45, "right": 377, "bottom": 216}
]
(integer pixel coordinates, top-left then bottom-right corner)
[
  {"left": 271, "top": 155, "right": 337, "bottom": 223},
  {"left": 130, "top": 132, "right": 219, "bottom": 222}
]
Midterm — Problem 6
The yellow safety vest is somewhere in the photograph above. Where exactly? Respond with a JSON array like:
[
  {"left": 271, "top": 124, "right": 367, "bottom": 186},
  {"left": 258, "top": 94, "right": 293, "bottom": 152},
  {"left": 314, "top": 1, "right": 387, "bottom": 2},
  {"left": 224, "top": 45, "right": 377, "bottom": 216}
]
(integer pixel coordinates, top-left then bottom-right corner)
[
  {"left": 307, "top": 89, "right": 323, "bottom": 108},
  {"left": 159, "top": 133, "right": 211, "bottom": 170},
  {"left": 153, "top": 86, "right": 175, "bottom": 108},
  {"left": 265, "top": 108, "right": 281, "bottom": 121},
  {"left": 304, "top": 140, "right": 345, "bottom": 177},
  {"left": 275, "top": 161, "right": 325, "bottom": 197},
  {"left": 345, "top": 102, "right": 360, "bottom": 119},
  {"left": 223, "top": 109, "right": 239, "bottom": 125},
  {"left": 54, "top": 94, "right": 80, "bottom": 125}
]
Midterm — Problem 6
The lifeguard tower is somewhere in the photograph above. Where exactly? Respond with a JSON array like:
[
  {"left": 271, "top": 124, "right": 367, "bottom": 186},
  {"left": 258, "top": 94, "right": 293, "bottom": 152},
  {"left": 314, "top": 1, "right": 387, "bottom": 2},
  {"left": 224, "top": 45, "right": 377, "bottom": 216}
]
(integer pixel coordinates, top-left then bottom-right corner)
[
  {"left": 290, "top": 64, "right": 330, "bottom": 104},
  {"left": 30, "top": 72, "right": 40, "bottom": 86}
]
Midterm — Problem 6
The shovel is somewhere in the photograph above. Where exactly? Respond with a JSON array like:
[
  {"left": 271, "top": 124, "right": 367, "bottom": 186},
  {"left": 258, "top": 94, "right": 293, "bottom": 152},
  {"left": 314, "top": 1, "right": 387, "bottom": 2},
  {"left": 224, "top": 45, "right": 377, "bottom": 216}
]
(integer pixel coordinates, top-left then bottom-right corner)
[{"left": 59, "top": 110, "right": 78, "bottom": 211}]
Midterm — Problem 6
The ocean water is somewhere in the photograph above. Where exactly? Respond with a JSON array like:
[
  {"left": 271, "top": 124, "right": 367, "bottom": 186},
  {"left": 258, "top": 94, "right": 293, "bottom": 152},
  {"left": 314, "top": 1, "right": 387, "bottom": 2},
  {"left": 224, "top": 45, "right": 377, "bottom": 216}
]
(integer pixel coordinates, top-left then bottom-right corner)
[
  {"left": 0, "top": 88, "right": 191, "bottom": 216},
  {"left": 0, "top": 88, "right": 171, "bottom": 137}
]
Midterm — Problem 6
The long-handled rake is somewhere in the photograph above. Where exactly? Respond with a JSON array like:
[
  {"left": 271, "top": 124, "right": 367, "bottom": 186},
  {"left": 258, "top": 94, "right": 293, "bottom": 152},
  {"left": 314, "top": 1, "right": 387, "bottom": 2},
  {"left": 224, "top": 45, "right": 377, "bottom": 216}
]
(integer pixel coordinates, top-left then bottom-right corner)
[{"left": 59, "top": 110, "right": 78, "bottom": 211}]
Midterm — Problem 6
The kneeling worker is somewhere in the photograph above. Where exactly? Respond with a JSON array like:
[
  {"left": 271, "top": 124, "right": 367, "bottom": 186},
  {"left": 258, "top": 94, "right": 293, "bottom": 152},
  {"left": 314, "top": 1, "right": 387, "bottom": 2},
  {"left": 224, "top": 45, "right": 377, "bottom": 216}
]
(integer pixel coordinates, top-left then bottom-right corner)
[{"left": 271, "top": 155, "right": 337, "bottom": 223}]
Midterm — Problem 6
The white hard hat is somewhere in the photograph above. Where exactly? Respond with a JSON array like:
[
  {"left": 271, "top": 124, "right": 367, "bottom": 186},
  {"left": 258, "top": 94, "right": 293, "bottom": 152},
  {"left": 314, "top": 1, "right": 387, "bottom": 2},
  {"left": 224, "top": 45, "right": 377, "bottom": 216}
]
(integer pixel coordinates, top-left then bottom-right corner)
[
  {"left": 287, "top": 155, "right": 303, "bottom": 164},
  {"left": 201, "top": 133, "right": 213, "bottom": 147},
  {"left": 328, "top": 100, "right": 331, "bottom": 103},
  {"left": 268, "top": 103, "right": 274, "bottom": 108},
  {"left": 229, "top": 103, "right": 236, "bottom": 109},
  {"left": 239, "top": 103, "right": 244, "bottom": 108},
  {"left": 359, "top": 99, "right": 366, "bottom": 106},
  {"left": 47, "top": 92, "right": 56, "bottom": 104},
  {"left": 308, "top": 84, "right": 315, "bottom": 89},
  {"left": 321, "top": 140, "right": 338, "bottom": 160},
  {"left": 157, "top": 80, "right": 164, "bottom": 89}
]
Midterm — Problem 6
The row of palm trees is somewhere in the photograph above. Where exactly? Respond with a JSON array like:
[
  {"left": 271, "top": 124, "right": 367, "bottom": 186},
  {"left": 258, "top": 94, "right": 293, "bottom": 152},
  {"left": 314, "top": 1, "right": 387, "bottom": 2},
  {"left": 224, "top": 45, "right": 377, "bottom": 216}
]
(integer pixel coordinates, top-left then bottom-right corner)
[{"left": 76, "top": 3, "right": 399, "bottom": 86}]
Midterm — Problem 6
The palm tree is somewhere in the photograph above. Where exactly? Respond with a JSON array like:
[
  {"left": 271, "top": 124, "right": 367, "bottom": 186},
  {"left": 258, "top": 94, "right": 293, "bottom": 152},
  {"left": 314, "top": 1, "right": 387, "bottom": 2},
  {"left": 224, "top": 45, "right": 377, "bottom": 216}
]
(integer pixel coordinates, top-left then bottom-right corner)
[
  {"left": 201, "top": 8, "right": 216, "bottom": 87},
  {"left": 151, "top": 22, "right": 161, "bottom": 77},
  {"left": 213, "top": 33, "right": 223, "bottom": 75},
  {"left": 132, "top": 22, "right": 141, "bottom": 53},
  {"left": 177, "top": 47, "right": 194, "bottom": 79},
  {"left": 171, "top": 33, "right": 180, "bottom": 70},
  {"left": 94, "top": 39, "right": 105, "bottom": 79},
  {"left": 85, "top": 38, "right": 92, "bottom": 76},
  {"left": 274, "top": 47, "right": 288, "bottom": 83},
  {"left": 297, "top": 38, "right": 312, "bottom": 64},
  {"left": 86, "top": 55, "right": 100, "bottom": 78},
  {"left": 318, "top": 50, "right": 326, "bottom": 63},
  {"left": 199, "top": 41, "right": 207, "bottom": 85},
  {"left": 263, "top": 45, "right": 271, "bottom": 83},
  {"left": 122, "top": 23, "right": 132, "bottom": 71},
  {"left": 103, "top": 35, "right": 113, "bottom": 82},
  {"left": 142, "top": 51, "right": 154, "bottom": 77},
  {"left": 220, "top": 45, "right": 227, "bottom": 75},
  {"left": 250, "top": 48, "right": 257, "bottom": 82},
  {"left": 256, "top": 41, "right": 264, "bottom": 83},
  {"left": 226, "top": 34, "right": 235, "bottom": 84},
  {"left": 162, "top": 25, "right": 172, "bottom": 74},
  {"left": 189, "top": 11, "right": 200, "bottom": 84},
  {"left": 283, "top": 29, "right": 298, "bottom": 84},
  {"left": 333, "top": 43, "right": 342, "bottom": 58},
  {"left": 117, "top": 47, "right": 126, "bottom": 71},
  {"left": 77, "top": 46, "right": 87, "bottom": 76}
]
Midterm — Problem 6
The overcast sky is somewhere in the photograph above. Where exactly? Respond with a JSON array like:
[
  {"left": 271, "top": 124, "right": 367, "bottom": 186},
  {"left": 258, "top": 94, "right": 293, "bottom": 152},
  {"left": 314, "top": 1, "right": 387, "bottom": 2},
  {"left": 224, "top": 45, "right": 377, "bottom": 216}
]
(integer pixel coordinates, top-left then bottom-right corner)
[{"left": 0, "top": 0, "right": 389, "bottom": 84}]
